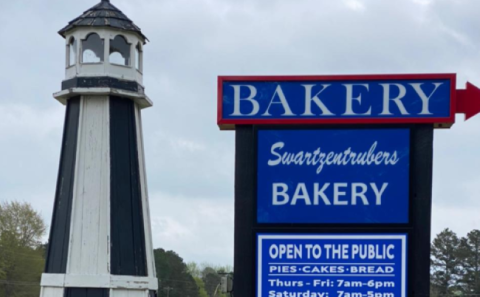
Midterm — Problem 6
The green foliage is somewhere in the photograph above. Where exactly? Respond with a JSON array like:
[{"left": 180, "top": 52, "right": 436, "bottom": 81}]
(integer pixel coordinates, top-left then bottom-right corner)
[
  {"left": 200, "top": 265, "right": 231, "bottom": 297},
  {"left": 457, "top": 230, "right": 480, "bottom": 294},
  {"left": 0, "top": 201, "right": 46, "bottom": 297},
  {"left": 194, "top": 277, "right": 209, "bottom": 297},
  {"left": 429, "top": 228, "right": 480, "bottom": 297},
  {"left": 184, "top": 262, "right": 232, "bottom": 297},
  {"left": 154, "top": 248, "right": 199, "bottom": 297},
  {"left": 0, "top": 258, "right": 5, "bottom": 280},
  {"left": 431, "top": 228, "right": 462, "bottom": 296},
  {"left": 203, "top": 269, "right": 221, "bottom": 297},
  {"left": 0, "top": 201, "right": 46, "bottom": 248},
  {"left": 187, "top": 262, "right": 202, "bottom": 279}
]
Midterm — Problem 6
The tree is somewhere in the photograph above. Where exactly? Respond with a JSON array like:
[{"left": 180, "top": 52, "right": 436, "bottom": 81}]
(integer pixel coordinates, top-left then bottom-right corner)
[
  {"left": 202, "top": 267, "right": 217, "bottom": 280},
  {"left": 187, "top": 262, "right": 202, "bottom": 279},
  {"left": 185, "top": 263, "right": 233, "bottom": 297},
  {"left": 194, "top": 277, "right": 209, "bottom": 297},
  {"left": 0, "top": 201, "right": 46, "bottom": 247},
  {"left": 203, "top": 269, "right": 221, "bottom": 297},
  {"left": 458, "top": 230, "right": 480, "bottom": 294},
  {"left": 0, "top": 201, "right": 46, "bottom": 297},
  {"left": 154, "top": 248, "right": 199, "bottom": 297},
  {"left": 431, "top": 228, "right": 462, "bottom": 296},
  {"left": 0, "top": 252, "right": 5, "bottom": 280},
  {"left": 200, "top": 267, "right": 231, "bottom": 297}
]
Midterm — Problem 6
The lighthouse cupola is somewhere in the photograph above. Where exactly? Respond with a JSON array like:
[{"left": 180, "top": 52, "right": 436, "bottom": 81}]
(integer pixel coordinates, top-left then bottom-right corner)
[{"left": 55, "top": 0, "right": 151, "bottom": 108}]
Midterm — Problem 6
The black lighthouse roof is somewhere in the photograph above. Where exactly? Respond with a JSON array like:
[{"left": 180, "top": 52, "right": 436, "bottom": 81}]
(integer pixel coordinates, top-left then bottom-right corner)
[{"left": 58, "top": 0, "right": 148, "bottom": 42}]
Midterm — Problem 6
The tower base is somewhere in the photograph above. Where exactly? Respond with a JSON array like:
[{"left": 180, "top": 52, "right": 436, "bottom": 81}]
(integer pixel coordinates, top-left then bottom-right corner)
[{"left": 40, "top": 273, "right": 158, "bottom": 297}]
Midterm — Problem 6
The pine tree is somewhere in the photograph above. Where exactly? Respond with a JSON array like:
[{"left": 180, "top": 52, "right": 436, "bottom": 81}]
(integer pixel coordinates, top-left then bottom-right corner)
[
  {"left": 431, "top": 228, "right": 462, "bottom": 296},
  {"left": 458, "top": 230, "right": 480, "bottom": 294}
]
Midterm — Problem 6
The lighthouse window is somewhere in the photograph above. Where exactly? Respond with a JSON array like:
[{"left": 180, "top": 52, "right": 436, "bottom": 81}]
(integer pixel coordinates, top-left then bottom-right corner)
[
  {"left": 68, "top": 37, "right": 76, "bottom": 66},
  {"left": 82, "top": 33, "right": 104, "bottom": 63},
  {"left": 110, "top": 35, "right": 130, "bottom": 66},
  {"left": 135, "top": 43, "right": 142, "bottom": 71}
]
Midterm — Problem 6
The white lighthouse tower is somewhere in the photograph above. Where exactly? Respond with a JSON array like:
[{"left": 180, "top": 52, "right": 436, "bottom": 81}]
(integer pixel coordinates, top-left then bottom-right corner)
[{"left": 40, "top": 1, "right": 157, "bottom": 296}]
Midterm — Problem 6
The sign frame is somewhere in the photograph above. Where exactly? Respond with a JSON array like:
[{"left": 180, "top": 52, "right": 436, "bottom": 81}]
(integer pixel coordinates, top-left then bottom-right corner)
[
  {"left": 233, "top": 124, "right": 433, "bottom": 297},
  {"left": 218, "top": 74, "right": 457, "bottom": 129}
]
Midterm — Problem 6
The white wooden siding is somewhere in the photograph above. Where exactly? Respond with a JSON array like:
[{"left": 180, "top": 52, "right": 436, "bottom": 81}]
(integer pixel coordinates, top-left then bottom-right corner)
[
  {"left": 67, "top": 96, "right": 110, "bottom": 275},
  {"left": 111, "top": 289, "right": 149, "bottom": 297},
  {"left": 134, "top": 105, "right": 157, "bottom": 278},
  {"left": 40, "top": 287, "right": 64, "bottom": 297}
]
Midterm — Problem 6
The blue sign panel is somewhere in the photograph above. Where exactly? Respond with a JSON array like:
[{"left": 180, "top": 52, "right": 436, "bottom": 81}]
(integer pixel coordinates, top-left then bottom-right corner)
[
  {"left": 257, "top": 129, "right": 410, "bottom": 223},
  {"left": 257, "top": 234, "right": 407, "bottom": 297},
  {"left": 219, "top": 75, "right": 454, "bottom": 126}
]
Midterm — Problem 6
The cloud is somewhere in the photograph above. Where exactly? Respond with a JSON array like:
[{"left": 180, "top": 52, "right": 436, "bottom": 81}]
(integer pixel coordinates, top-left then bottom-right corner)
[
  {"left": 0, "top": 104, "right": 63, "bottom": 214},
  {"left": 432, "top": 204, "right": 480, "bottom": 239},
  {"left": 344, "top": 0, "right": 366, "bottom": 11},
  {"left": 2, "top": 0, "right": 480, "bottom": 266},
  {"left": 149, "top": 192, "right": 234, "bottom": 266},
  {"left": 411, "top": 0, "right": 434, "bottom": 6}
]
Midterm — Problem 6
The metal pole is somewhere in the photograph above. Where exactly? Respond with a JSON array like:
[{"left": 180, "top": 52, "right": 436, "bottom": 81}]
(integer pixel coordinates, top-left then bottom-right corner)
[
  {"left": 213, "top": 283, "right": 221, "bottom": 297},
  {"left": 164, "top": 287, "right": 173, "bottom": 297}
]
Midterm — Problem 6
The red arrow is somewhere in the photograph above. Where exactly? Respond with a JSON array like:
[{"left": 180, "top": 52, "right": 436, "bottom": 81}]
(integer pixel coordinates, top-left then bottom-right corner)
[{"left": 457, "top": 82, "right": 480, "bottom": 120}]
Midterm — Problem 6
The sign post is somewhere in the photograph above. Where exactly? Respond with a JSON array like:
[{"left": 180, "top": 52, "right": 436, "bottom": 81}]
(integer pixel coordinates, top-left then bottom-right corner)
[{"left": 219, "top": 74, "right": 480, "bottom": 297}]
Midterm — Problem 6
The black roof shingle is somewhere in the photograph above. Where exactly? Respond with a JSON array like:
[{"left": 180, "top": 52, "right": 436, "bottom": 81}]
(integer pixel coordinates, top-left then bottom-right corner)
[{"left": 58, "top": 0, "right": 148, "bottom": 42}]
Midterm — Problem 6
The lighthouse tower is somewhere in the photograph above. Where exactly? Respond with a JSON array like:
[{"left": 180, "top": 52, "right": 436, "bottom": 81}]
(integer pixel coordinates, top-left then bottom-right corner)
[{"left": 40, "top": 1, "right": 157, "bottom": 296}]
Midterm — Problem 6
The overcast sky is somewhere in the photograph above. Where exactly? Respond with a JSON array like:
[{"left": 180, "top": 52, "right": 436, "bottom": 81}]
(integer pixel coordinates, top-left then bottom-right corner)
[{"left": 1, "top": 0, "right": 480, "bottom": 267}]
